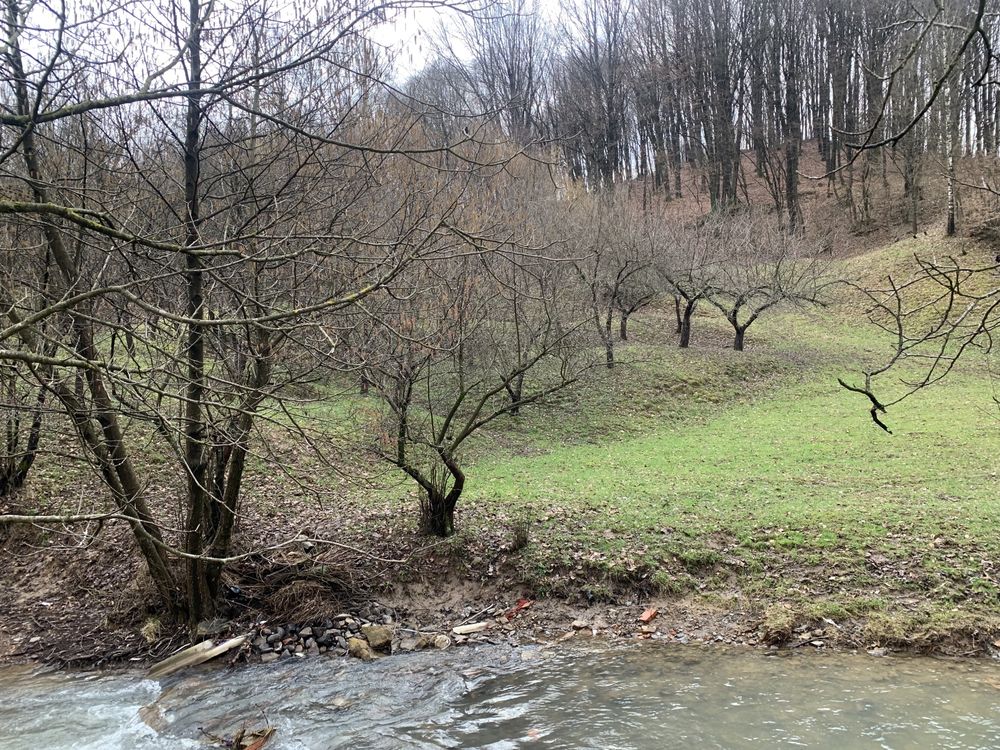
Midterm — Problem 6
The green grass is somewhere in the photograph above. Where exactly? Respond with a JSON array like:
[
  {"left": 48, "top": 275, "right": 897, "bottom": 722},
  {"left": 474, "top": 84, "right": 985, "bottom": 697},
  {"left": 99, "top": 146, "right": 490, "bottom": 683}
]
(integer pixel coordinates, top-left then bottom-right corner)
[{"left": 421, "top": 235, "right": 1000, "bottom": 631}]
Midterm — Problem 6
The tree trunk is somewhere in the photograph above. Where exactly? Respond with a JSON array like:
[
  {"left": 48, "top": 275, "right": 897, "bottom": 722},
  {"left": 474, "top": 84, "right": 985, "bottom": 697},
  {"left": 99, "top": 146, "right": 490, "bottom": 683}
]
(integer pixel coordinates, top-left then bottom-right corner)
[
  {"left": 0, "top": 382, "right": 44, "bottom": 497},
  {"left": 182, "top": 0, "right": 212, "bottom": 627},
  {"left": 946, "top": 81, "right": 958, "bottom": 237},
  {"left": 784, "top": 37, "right": 802, "bottom": 234},
  {"left": 422, "top": 490, "right": 456, "bottom": 537},
  {"left": 418, "top": 452, "right": 465, "bottom": 537},
  {"left": 674, "top": 296, "right": 683, "bottom": 334},
  {"left": 946, "top": 150, "right": 956, "bottom": 236},
  {"left": 619, "top": 312, "right": 630, "bottom": 340},
  {"left": 679, "top": 300, "right": 696, "bottom": 348},
  {"left": 733, "top": 326, "right": 746, "bottom": 351},
  {"left": 603, "top": 307, "right": 614, "bottom": 368},
  {"left": 505, "top": 372, "right": 524, "bottom": 415}
]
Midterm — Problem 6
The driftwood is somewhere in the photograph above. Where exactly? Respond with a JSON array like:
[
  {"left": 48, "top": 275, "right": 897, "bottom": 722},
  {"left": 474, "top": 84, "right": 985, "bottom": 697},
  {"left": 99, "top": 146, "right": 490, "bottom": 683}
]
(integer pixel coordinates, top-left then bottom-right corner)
[
  {"left": 147, "top": 635, "right": 247, "bottom": 679},
  {"left": 452, "top": 622, "right": 489, "bottom": 635}
]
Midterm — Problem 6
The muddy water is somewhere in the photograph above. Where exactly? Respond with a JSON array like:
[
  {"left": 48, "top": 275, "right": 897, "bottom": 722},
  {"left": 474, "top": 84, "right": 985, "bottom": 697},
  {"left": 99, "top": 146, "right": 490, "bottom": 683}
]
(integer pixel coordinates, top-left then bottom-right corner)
[{"left": 2, "top": 645, "right": 1000, "bottom": 749}]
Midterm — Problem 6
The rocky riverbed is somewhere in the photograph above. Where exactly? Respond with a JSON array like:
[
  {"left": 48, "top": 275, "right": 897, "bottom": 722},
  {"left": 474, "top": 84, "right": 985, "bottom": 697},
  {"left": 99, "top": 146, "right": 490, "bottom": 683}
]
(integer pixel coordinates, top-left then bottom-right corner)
[
  {"left": 240, "top": 601, "right": 493, "bottom": 668},
  {"left": 208, "top": 594, "right": 783, "bottom": 676}
]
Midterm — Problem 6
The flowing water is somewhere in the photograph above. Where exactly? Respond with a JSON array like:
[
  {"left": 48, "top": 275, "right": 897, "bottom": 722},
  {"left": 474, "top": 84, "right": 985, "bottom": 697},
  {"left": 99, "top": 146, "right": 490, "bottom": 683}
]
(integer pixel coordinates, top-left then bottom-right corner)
[{"left": 3, "top": 644, "right": 1000, "bottom": 749}]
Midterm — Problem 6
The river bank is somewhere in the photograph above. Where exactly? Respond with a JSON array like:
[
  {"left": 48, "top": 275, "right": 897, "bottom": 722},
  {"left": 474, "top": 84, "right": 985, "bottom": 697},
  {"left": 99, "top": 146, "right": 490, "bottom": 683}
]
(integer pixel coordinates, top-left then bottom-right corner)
[{"left": 3, "top": 518, "right": 999, "bottom": 672}]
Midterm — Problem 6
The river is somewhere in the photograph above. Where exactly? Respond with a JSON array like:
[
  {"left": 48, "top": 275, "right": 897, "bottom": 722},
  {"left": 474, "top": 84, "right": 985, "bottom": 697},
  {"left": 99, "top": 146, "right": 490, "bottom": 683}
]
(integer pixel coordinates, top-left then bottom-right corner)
[{"left": 2, "top": 644, "right": 1000, "bottom": 749}]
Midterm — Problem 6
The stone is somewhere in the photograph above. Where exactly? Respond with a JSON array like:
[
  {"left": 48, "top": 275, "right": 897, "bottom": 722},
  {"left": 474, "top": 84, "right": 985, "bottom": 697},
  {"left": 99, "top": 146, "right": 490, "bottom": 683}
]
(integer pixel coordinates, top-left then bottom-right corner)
[
  {"left": 299, "top": 627, "right": 314, "bottom": 638},
  {"left": 348, "top": 637, "right": 376, "bottom": 662},
  {"left": 266, "top": 626, "right": 285, "bottom": 644},
  {"left": 571, "top": 619, "right": 589, "bottom": 630},
  {"left": 252, "top": 636, "right": 268, "bottom": 650},
  {"left": 361, "top": 624, "right": 394, "bottom": 652},
  {"left": 305, "top": 638, "right": 316, "bottom": 649},
  {"left": 307, "top": 643, "right": 320, "bottom": 657},
  {"left": 433, "top": 634, "right": 452, "bottom": 650},
  {"left": 398, "top": 637, "right": 421, "bottom": 652},
  {"left": 261, "top": 652, "right": 279, "bottom": 664},
  {"left": 335, "top": 636, "right": 349, "bottom": 650}
]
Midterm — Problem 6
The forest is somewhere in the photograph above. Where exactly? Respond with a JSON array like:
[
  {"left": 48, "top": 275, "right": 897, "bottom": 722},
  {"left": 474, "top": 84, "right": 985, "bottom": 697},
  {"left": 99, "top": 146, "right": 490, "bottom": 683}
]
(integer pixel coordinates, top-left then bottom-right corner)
[{"left": 0, "top": 0, "right": 997, "bottom": 666}]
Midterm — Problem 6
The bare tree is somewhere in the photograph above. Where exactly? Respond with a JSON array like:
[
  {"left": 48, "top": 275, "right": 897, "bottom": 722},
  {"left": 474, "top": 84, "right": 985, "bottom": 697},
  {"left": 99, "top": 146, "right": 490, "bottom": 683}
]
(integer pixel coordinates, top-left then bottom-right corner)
[
  {"left": 566, "top": 195, "right": 654, "bottom": 367},
  {"left": 831, "top": 0, "right": 1000, "bottom": 425},
  {"left": 0, "top": 0, "right": 502, "bottom": 624},
  {"left": 704, "top": 215, "right": 827, "bottom": 351},
  {"left": 653, "top": 217, "right": 718, "bottom": 349},
  {"left": 342, "top": 242, "right": 583, "bottom": 536}
]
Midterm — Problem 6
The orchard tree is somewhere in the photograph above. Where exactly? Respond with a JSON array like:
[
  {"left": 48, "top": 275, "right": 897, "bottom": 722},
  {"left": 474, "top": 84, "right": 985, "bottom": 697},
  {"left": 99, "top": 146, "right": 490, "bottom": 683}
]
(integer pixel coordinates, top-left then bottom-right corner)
[
  {"left": 567, "top": 195, "right": 654, "bottom": 367},
  {"left": 343, "top": 243, "right": 583, "bottom": 536},
  {"left": 653, "top": 217, "right": 718, "bottom": 348},
  {"left": 704, "top": 216, "right": 827, "bottom": 351}
]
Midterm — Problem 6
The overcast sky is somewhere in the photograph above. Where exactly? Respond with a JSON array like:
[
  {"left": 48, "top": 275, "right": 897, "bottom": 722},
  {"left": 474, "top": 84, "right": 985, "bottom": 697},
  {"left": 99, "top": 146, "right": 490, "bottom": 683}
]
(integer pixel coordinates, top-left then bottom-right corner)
[
  {"left": 369, "top": 6, "right": 464, "bottom": 83},
  {"left": 369, "top": 0, "right": 559, "bottom": 84}
]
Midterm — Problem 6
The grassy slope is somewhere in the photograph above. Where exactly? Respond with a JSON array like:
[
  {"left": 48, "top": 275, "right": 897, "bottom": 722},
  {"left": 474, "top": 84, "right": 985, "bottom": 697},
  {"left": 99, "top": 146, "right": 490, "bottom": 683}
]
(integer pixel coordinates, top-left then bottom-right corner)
[{"left": 435, "top": 234, "right": 1000, "bottom": 643}]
